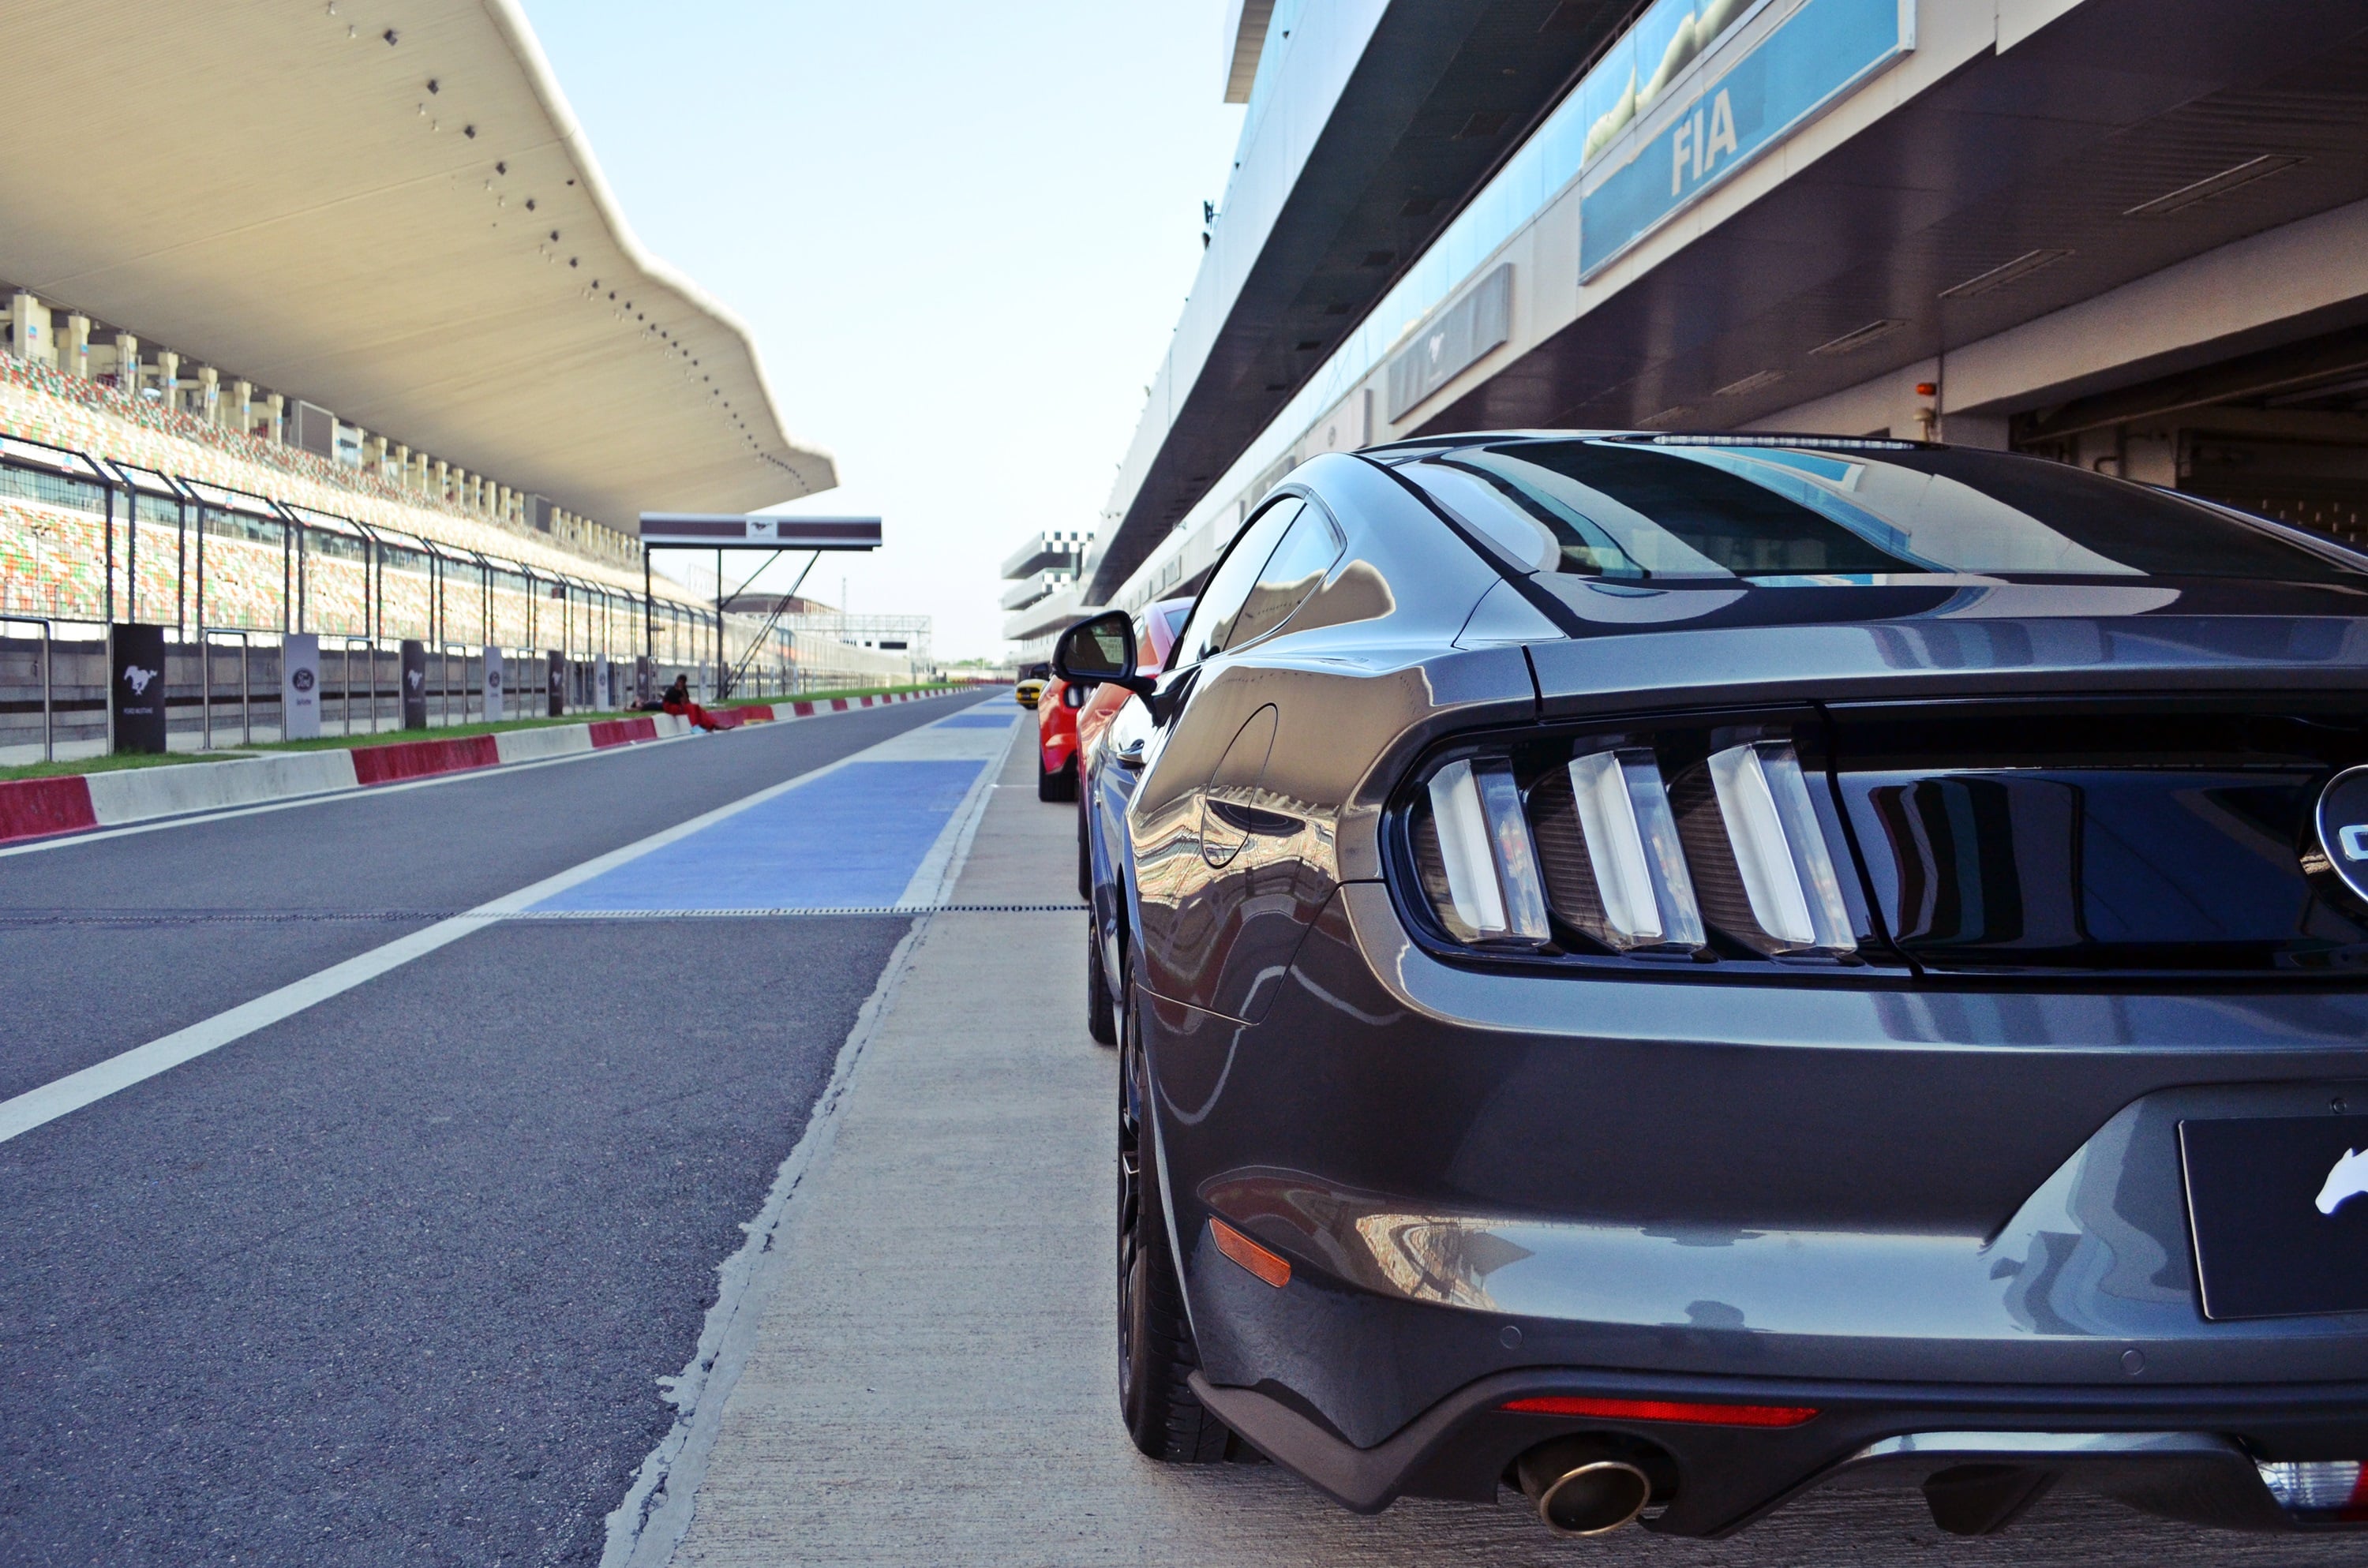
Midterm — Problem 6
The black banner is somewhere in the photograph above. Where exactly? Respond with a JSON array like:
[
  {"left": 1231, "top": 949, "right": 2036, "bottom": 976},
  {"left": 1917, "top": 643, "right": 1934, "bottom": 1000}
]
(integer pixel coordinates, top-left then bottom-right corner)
[
  {"left": 635, "top": 655, "right": 653, "bottom": 705},
  {"left": 547, "top": 650, "right": 566, "bottom": 717},
  {"left": 111, "top": 623, "right": 167, "bottom": 754},
  {"left": 400, "top": 639, "right": 427, "bottom": 729}
]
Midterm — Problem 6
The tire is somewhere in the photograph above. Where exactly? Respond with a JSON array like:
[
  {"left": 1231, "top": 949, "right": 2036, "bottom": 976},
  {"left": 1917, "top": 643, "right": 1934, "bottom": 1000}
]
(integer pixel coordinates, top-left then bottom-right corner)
[
  {"left": 1039, "top": 752, "right": 1078, "bottom": 803},
  {"left": 1117, "top": 978, "right": 1229, "bottom": 1461},
  {"left": 1077, "top": 791, "right": 1093, "bottom": 903},
  {"left": 1086, "top": 922, "right": 1118, "bottom": 1046}
]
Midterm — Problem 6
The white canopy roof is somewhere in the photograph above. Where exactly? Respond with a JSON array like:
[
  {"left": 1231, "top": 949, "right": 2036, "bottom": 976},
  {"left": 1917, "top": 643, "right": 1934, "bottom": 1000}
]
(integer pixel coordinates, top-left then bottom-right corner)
[{"left": 0, "top": 0, "right": 834, "bottom": 530}]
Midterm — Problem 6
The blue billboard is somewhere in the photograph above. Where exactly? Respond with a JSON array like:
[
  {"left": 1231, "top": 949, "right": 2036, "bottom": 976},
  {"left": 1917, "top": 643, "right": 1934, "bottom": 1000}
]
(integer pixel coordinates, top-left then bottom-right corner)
[{"left": 1579, "top": 0, "right": 1913, "bottom": 279}]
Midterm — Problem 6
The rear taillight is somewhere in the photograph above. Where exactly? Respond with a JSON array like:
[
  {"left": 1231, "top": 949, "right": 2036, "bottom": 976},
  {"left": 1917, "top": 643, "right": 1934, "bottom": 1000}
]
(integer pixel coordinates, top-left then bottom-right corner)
[
  {"left": 1424, "top": 758, "right": 1551, "bottom": 945},
  {"left": 1706, "top": 742, "right": 1855, "bottom": 956},
  {"left": 1402, "top": 720, "right": 1865, "bottom": 966},
  {"left": 1561, "top": 749, "right": 1701, "bottom": 952}
]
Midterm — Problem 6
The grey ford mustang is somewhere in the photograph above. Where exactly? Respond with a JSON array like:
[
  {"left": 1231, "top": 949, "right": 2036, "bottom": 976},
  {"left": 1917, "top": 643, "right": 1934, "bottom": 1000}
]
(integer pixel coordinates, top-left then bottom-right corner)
[{"left": 1057, "top": 433, "right": 2368, "bottom": 1540}]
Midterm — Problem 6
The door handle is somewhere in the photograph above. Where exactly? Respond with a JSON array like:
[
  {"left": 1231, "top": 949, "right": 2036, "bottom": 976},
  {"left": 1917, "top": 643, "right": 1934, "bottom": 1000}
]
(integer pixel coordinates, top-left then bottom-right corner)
[{"left": 1115, "top": 737, "right": 1148, "bottom": 768}]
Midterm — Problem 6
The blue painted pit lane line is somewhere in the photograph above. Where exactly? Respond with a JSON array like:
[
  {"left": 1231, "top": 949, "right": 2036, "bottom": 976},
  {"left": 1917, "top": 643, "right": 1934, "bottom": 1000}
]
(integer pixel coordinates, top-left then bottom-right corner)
[
  {"left": 935, "top": 712, "right": 1021, "bottom": 728},
  {"left": 532, "top": 759, "right": 987, "bottom": 913}
]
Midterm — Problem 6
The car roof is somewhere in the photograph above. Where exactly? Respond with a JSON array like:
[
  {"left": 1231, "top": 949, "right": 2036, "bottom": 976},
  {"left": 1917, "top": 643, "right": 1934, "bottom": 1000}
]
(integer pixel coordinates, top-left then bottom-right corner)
[{"left": 1356, "top": 429, "right": 1941, "bottom": 461}]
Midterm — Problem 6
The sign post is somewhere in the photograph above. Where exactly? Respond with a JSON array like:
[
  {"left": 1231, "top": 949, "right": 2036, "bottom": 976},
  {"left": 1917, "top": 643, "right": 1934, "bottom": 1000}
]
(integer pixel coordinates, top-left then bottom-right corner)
[
  {"left": 635, "top": 654, "right": 653, "bottom": 706},
  {"left": 400, "top": 639, "right": 427, "bottom": 729},
  {"left": 594, "top": 653, "right": 611, "bottom": 712},
  {"left": 546, "top": 650, "right": 566, "bottom": 717},
  {"left": 281, "top": 631, "right": 321, "bottom": 742},
  {"left": 111, "top": 623, "right": 167, "bottom": 754},
  {"left": 483, "top": 646, "right": 504, "bottom": 723}
]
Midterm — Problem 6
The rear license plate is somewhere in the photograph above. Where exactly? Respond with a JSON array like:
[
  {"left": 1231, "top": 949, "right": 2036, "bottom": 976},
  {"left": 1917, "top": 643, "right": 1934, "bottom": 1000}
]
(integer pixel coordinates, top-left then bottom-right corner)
[{"left": 2180, "top": 1114, "right": 2368, "bottom": 1320}]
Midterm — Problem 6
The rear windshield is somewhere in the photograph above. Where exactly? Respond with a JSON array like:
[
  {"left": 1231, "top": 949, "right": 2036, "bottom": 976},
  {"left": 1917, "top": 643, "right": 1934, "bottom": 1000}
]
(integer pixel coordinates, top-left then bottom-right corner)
[{"left": 1405, "top": 440, "right": 2359, "bottom": 584}]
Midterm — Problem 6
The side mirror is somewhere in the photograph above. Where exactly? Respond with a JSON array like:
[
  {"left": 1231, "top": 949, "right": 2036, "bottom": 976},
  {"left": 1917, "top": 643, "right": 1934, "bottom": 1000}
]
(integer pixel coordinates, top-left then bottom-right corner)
[{"left": 1055, "top": 611, "right": 1155, "bottom": 698}]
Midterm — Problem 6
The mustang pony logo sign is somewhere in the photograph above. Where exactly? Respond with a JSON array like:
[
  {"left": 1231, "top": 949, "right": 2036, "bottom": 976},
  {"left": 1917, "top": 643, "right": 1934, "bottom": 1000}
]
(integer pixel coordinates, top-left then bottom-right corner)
[
  {"left": 122, "top": 664, "right": 158, "bottom": 695},
  {"left": 2319, "top": 1147, "right": 2368, "bottom": 1217}
]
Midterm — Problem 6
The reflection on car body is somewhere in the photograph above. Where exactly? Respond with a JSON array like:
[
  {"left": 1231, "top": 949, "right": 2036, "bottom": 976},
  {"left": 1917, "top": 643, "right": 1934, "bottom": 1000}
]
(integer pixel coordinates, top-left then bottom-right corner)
[{"left": 1060, "top": 432, "right": 2368, "bottom": 1540}]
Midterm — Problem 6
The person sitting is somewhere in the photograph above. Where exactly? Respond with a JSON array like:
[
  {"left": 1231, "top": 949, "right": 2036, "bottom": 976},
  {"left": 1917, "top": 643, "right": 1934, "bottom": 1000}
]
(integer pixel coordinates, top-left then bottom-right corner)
[{"left": 660, "top": 674, "right": 721, "bottom": 732}]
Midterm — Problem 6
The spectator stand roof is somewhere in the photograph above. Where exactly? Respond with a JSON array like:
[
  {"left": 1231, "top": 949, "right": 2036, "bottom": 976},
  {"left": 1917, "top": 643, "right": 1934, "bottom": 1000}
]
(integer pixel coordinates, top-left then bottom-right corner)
[{"left": 0, "top": 0, "right": 834, "bottom": 531}]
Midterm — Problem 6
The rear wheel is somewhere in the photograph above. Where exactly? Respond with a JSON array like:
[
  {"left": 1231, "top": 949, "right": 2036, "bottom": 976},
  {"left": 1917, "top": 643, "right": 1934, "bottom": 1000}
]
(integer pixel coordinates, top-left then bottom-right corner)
[
  {"left": 1117, "top": 979, "right": 1228, "bottom": 1461},
  {"left": 1038, "top": 750, "right": 1077, "bottom": 802}
]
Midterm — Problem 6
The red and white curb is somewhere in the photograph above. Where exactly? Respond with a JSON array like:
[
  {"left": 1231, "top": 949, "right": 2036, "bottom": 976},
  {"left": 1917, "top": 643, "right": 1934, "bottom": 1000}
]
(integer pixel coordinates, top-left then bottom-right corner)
[{"left": 0, "top": 689, "right": 953, "bottom": 847}]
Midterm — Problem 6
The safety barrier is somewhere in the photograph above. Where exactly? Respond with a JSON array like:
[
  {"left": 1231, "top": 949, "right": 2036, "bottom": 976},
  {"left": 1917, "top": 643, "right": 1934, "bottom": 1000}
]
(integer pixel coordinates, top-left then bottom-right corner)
[{"left": 0, "top": 687, "right": 948, "bottom": 846}]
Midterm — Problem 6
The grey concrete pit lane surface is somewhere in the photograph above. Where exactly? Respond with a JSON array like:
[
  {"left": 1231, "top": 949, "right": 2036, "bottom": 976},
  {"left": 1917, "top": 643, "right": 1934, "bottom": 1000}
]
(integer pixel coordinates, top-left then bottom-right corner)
[
  {"left": 649, "top": 731, "right": 2368, "bottom": 1568},
  {"left": 0, "top": 692, "right": 986, "bottom": 1566}
]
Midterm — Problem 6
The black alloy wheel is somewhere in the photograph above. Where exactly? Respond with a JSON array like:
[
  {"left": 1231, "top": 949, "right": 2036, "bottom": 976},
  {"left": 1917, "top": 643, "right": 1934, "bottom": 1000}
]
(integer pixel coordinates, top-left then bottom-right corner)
[{"left": 1116, "top": 971, "right": 1228, "bottom": 1461}]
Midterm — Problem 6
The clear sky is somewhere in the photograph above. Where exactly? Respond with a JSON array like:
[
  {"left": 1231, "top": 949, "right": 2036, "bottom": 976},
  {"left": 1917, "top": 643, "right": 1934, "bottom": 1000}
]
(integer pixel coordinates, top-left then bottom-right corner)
[{"left": 519, "top": 1, "right": 1245, "bottom": 661}]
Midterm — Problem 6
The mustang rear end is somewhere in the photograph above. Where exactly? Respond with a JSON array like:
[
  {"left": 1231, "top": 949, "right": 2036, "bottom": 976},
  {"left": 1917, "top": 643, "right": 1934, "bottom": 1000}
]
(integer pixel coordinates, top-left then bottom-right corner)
[{"left": 1068, "top": 436, "right": 2368, "bottom": 1540}]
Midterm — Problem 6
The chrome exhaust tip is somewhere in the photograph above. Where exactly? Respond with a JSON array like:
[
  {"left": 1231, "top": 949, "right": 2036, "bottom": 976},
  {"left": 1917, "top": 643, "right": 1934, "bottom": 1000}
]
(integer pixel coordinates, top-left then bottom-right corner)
[{"left": 1514, "top": 1438, "right": 1656, "bottom": 1536}]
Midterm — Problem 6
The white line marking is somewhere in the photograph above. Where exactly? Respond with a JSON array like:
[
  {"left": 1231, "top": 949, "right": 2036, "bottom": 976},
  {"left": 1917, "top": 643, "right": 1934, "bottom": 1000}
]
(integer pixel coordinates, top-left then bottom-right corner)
[{"left": 0, "top": 715, "right": 979, "bottom": 1146}]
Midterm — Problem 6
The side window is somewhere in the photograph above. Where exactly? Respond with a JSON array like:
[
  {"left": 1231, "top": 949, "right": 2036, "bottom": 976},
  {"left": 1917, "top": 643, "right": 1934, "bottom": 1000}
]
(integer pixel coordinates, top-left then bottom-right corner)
[
  {"left": 1170, "top": 498, "right": 1303, "bottom": 669},
  {"left": 1220, "top": 505, "right": 1343, "bottom": 649}
]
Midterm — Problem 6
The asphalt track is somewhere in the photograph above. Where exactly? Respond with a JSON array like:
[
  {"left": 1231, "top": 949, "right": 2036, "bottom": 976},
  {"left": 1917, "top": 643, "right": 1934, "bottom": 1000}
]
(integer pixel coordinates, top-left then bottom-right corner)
[{"left": 0, "top": 691, "right": 1002, "bottom": 1566}]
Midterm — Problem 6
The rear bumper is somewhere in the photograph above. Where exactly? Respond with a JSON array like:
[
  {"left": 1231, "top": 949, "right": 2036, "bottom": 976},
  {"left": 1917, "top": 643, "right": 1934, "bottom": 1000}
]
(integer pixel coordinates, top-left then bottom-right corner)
[
  {"left": 1191, "top": 1364, "right": 2368, "bottom": 1535},
  {"left": 1145, "top": 885, "right": 2368, "bottom": 1532}
]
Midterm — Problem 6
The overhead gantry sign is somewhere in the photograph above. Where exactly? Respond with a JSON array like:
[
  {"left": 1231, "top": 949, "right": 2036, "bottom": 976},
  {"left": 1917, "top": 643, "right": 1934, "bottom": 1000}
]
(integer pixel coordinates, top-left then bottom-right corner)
[{"left": 638, "top": 513, "right": 882, "bottom": 698}]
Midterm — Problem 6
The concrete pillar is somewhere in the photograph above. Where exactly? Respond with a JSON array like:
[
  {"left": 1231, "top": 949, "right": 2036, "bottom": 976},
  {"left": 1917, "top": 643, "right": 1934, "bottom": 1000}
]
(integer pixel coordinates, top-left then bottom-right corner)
[
  {"left": 197, "top": 365, "right": 220, "bottom": 425},
  {"left": 365, "top": 435, "right": 387, "bottom": 474},
  {"left": 9, "top": 293, "right": 53, "bottom": 366},
  {"left": 229, "top": 380, "right": 253, "bottom": 436},
  {"left": 59, "top": 314, "right": 91, "bottom": 380},
  {"left": 433, "top": 459, "right": 449, "bottom": 500},
  {"left": 110, "top": 333, "right": 139, "bottom": 393},
  {"left": 265, "top": 392, "right": 285, "bottom": 443},
  {"left": 155, "top": 350, "right": 180, "bottom": 409},
  {"left": 392, "top": 444, "right": 410, "bottom": 489}
]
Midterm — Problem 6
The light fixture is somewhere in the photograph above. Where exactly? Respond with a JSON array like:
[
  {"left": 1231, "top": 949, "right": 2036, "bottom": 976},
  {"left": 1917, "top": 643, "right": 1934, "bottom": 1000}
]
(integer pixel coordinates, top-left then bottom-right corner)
[
  {"left": 1714, "top": 369, "right": 1785, "bottom": 397},
  {"left": 1940, "top": 248, "right": 2073, "bottom": 300},
  {"left": 1810, "top": 320, "right": 1905, "bottom": 357},
  {"left": 2126, "top": 155, "right": 2304, "bottom": 218}
]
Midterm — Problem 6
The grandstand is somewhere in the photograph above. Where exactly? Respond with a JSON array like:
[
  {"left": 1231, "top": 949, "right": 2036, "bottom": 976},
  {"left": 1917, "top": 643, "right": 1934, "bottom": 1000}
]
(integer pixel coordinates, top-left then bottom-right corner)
[{"left": 0, "top": 0, "right": 919, "bottom": 758}]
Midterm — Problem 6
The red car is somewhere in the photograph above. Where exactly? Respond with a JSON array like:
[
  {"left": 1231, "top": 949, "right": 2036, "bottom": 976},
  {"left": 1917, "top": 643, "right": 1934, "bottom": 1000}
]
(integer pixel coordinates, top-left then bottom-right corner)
[{"left": 1036, "top": 597, "right": 1191, "bottom": 803}]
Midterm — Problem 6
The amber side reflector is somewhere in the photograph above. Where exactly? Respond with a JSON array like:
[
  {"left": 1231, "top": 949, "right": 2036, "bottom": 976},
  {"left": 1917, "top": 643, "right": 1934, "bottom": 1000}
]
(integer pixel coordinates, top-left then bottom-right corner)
[
  {"left": 1502, "top": 1395, "right": 1817, "bottom": 1428},
  {"left": 1210, "top": 1218, "right": 1291, "bottom": 1289}
]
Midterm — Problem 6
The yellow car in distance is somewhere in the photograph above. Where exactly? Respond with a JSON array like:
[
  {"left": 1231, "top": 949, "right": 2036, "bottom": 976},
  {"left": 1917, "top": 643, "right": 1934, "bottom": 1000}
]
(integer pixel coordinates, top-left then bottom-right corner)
[{"left": 1014, "top": 677, "right": 1047, "bottom": 709}]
